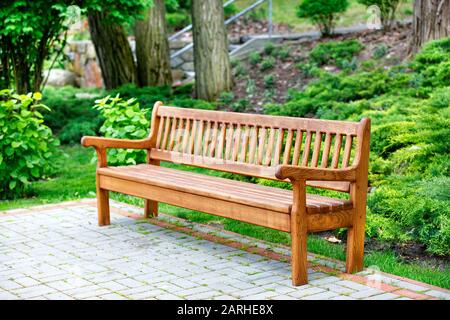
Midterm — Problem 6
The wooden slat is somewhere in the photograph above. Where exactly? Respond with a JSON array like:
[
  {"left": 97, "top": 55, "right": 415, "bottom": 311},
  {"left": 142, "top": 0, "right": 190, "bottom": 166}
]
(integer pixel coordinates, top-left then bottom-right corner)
[
  {"left": 342, "top": 134, "right": 353, "bottom": 168},
  {"left": 331, "top": 134, "right": 342, "bottom": 169},
  {"left": 257, "top": 127, "right": 267, "bottom": 165},
  {"left": 311, "top": 132, "right": 322, "bottom": 167},
  {"left": 273, "top": 128, "right": 284, "bottom": 165},
  {"left": 301, "top": 131, "right": 312, "bottom": 166},
  {"left": 174, "top": 118, "right": 184, "bottom": 152},
  {"left": 194, "top": 120, "right": 204, "bottom": 155},
  {"left": 203, "top": 121, "right": 211, "bottom": 157},
  {"left": 265, "top": 128, "right": 276, "bottom": 166},
  {"left": 168, "top": 117, "right": 178, "bottom": 151},
  {"left": 161, "top": 116, "right": 171, "bottom": 150},
  {"left": 283, "top": 129, "right": 294, "bottom": 165},
  {"left": 209, "top": 121, "right": 219, "bottom": 158},
  {"left": 232, "top": 124, "right": 241, "bottom": 161},
  {"left": 181, "top": 118, "right": 191, "bottom": 153},
  {"left": 248, "top": 126, "right": 258, "bottom": 164},
  {"left": 216, "top": 122, "right": 226, "bottom": 159},
  {"left": 240, "top": 125, "right": 250, "bottom": 162},
  {"left": 188, "top": 120, "right": 197, "bottom": 154},
  {"left": 292, "top": 130, "right": 303, "bottom": 166},
  {"left": 225, "top": 123, "right": 233, "bottom": 160},
  {"left": 321, "top": 133, "right": 332, "bottom": 168},
  {"left": 155, "top": 116, "right": 165, "bottom": 149}
]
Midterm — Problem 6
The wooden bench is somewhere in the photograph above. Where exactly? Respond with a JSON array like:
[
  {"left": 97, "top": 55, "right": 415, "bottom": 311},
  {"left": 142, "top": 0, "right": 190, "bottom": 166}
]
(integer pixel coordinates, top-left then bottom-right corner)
[{"left": 81, "top": 101, "right": 371, "bottom": 286}]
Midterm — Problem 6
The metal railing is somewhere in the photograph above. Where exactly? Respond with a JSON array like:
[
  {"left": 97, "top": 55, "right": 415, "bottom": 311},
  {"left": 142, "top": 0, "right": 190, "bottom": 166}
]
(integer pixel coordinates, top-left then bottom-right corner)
[{"left": 170, "top": 0, "right": 273, "bottom": 60}]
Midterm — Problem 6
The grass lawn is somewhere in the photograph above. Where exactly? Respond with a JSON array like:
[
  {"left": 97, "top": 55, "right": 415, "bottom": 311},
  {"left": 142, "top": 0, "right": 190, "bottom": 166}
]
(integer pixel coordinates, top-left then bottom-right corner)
[
  {"left": 1, "top": 144, "right": 448, "bottom": 289},
  {"left": 233, "top": 0, "right": 414, "bottom": 32}
]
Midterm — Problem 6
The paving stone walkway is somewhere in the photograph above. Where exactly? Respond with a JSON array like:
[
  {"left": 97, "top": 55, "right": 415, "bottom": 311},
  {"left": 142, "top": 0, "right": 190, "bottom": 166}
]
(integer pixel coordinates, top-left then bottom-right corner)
[{"left": 0, "top": 199, "right": 449, "bottom": 300}]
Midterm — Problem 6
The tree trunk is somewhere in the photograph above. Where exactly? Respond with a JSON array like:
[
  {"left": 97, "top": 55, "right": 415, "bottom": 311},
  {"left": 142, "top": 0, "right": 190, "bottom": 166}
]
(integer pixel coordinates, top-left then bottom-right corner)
[
  {"left": 191, "top": 0, "right": 232, "bottom": 101},
  {"left": 411, "top": 0, "right": 450, "bottom": 53},
  {"left": 134, "top": 0, "right": 173, "bottom": 87},
  {"left": 88, "top": 11, "right": 136, "bottom": 90}
]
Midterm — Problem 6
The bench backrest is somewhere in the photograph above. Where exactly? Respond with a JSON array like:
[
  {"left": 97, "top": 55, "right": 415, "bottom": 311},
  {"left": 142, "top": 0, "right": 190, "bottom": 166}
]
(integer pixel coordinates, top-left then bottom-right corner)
[{"left": 148, "top": 104, "right": 370, "bottom": 192}]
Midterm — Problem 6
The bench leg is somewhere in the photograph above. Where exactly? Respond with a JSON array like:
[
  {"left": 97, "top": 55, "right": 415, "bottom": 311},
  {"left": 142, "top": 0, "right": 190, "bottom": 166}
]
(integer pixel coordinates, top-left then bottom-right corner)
[
  {"left": 346, "top": 189, "right": 366, "bottom": 273},
  {"left": 96, "top": 186, "right": 110, "bottom": 226},
  {"left": 291, "top": 180, "right": 308, "bottom": 286},
  {"left": 144, "top": 200, "right": 158, "bottom": 218}
]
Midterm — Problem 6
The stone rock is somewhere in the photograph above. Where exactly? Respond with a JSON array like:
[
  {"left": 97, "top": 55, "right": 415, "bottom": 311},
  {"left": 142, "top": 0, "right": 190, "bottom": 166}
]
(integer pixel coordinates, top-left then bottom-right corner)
[
  {"left": 171, "top": 57, "right": 184, "bottom": 68},
  {"left": 43, "top": 69, "right": 77, "bottom": 87},
  {"left": 170, "top": 40, "right": 187, "bottom": 50},
  {"left": 171, "top": 69, "right": 185, "bottom": 82},
  {"left": 181, "top": 49, "right": 193, "bottom": 61}
]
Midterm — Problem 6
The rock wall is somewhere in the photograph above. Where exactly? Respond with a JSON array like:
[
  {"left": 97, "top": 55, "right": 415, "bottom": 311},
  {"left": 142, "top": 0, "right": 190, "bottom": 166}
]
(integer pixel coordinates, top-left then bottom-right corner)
[{"left": 62, "top": 39, "right": 194, "bottom": 88}]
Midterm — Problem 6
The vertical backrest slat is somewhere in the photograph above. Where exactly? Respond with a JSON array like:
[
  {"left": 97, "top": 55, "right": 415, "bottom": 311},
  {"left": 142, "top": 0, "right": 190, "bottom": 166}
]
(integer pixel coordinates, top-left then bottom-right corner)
[
  {"left": 225, "top": 123, "right": 233, "bottom": 160},
  {"left": 248, "top": 126, "right": 258, "bottom": 164},
  {"left": 203, "top": 121, "right": 211, "bottom": 156},
  {"left": 188, "top": 120, "right": 197, "bottom": 154},
  {"left": 292, "top": 130, "right": 303, "bottom": 166},
  {"left": 209, "top": 121, "right": 219, "bottom": 157},
  {"left": 168, "top": 117, "right": 178, "bottom": 151},
  {"left": 342, "top": 134, "right": 353, "bottom": 168},
  {"left": 283, "top": 129, "right": 294, "bottom": 165},
  {"left": 194, "top": 120, "right": 204, "bottom": 155},
  {"left": 273, "top": 128, "right": 284, "bottom": 165},
  {"left": 232, "top": 124, "right": 241, "bottom": 161},
  {"left": 320, "top": 133, "right": 332, "bottom": 168},
  {"left": 174, "top": 118, "right": 184, "bottom": 152},
  {"left": 181, "top": 118, "right": 191, "bottom": 153},
  {"left": 301, "top": 131, "right": 312, "bottom": 166},
  {"left": 156, "top": 116, "right": 165, "bottom": 149},
  {"left": 240, "top": 125, "right": 250, "bottom": 162},
  {"left": 161, "top": 116, "right": 171, "bottom": 150},
  {"left": 257, "top": 127, "right": 267, "bottom": 165},
  {"left": 265, "top": 128, "right": 276, "bottom": 165},
  {"left": 331, "top": 134, "right": 342, "bottom": 168},
  {"left": 311, "top": 131, "right": 322, "bottom": 167},
  {"left": 216, "top": 122, "right": 226, "bottom": 159}
]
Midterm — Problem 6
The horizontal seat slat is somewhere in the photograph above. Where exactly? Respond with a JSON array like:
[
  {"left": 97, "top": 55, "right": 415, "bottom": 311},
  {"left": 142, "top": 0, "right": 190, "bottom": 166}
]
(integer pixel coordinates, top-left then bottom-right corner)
[{"left": 98, "top": 164, "right": 353, "bottom": 214}]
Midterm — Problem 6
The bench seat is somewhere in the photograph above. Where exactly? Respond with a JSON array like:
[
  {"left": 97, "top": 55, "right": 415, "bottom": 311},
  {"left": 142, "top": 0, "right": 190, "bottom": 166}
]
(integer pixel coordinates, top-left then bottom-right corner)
[{"left": 99, "top": 164, "right": 353, "bottom": 215}]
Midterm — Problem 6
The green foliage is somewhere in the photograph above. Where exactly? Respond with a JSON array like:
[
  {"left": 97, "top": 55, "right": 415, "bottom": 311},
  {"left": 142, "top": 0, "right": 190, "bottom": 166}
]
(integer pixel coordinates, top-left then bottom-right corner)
[
  {"left": 219, "top": 91, "right": 235, "bottom": 105},
  {"left": 0, "top": 89, "right": 59, "bottom": 199},
  {"left": 59, "top": 120, "right": 99, "bottom": 145},
  {"left": 296, "top": 0, "right": 349, "bottom": 36},
  {"left": 260, "top": 56, "right": 276, "bottom": 71},
  {"left": 93, "top": 95, "right": 150, "bottom": 165},
  {"left": 310, "top": 40, "right": 364, "bottom": 68},
  {"left": 264, "top": 74, "right": 275, "bottom": 88},
  {"left": 231, "top": 99, "right": 250, "bottom": 112},
  {"left": 249, "top": 52, "right": 262, "bottom": 66},
  {"left": 373, "top": 43, "right": 388, "bottom": 59},
  {"left": 264, "top": 42, "right": 276, "bottom": 56},
  {"left": 265, "top": 37, "right": 450, "bottom": 255},
  {"left": 277, "top": 46, "right": 291, "bottom": 60}
]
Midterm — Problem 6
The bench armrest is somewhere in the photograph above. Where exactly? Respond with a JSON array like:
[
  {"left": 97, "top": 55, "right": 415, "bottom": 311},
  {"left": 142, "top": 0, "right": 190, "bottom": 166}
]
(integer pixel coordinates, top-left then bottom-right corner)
[
  {"left": 81, "top": 136, "right": 151, "bottom": 150},
  {"left": 275, "top": 165, "right": 357, "bottom": 182}
]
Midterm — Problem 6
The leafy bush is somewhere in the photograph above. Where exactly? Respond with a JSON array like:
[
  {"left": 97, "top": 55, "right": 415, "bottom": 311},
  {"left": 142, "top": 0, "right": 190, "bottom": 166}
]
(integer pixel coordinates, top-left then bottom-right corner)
[
  {"left": 219, "top": 91, "right": 235, "bottom": 105},
  {"left": 59, "top": 120, "right": 100, "bottom": 145},
  {"left": 264, "top": 37, "right": 450, "bottom": 255},
  {"left": 0, "top": 89, "right": 59, "bottom": 199},
  {"left": 264, "top": 74, "right": 275, "bottom": 88},
  {"left": 297, "top": 0, "right": 349, "bottom": 36},
  {"left": 264, "top": 42, "right": 276, "bottom": 56},
  {"left": 93, "top": 95, "right": 150, "bottom": 166},
  {"left": 310, "top": 40, "right": 364, "bottom": 68},
  {"left": 249, "top": 52, "right": 262, "bottom": 66},
  {"left": 231, "top": 99, "right": 250, "bottom": 112},
  {"left": 260, "top": 56, "right": 276, "bottom": 71},
  {"left": 373, "top": 43, "right": 388, "bottom": 59}
]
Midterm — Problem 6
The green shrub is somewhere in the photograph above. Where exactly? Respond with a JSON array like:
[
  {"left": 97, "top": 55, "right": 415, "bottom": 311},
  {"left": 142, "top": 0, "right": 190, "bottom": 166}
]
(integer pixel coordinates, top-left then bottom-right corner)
[
  {"left": 0, "top": 89, "right": 59, "bottom": 199},
  {"left": 166, "top": 12, "right": 190, "bottom": 31},
  {"left": 264, "top": 42, "right": 276, "bottom": 56},
  {"left": 264, "top": 74, "right": 275, "bottom": 88},
  {"left": 249, "top": 51, "right": 261, "bottom": 66},
  {"left": 219, "top": 91, "right": 235, "bottom": 105},
  {"left": 277, "top": 46, "right": 291, "bottom": 60},
  {"left": 260, "top": 56, "right": 276, "bottom": 71},
  {"left": 93, "top": 95, "right": 150, "bottom": 166},
  {"left": 297, "top": 0, "right": 349, "bottom": 36},
  {"left": 310, "top": 40, "right": 364, "bottom": 68},
  {"left": 231, "top": 99, "right": 250, "bottom": 112},
  {"left": 373, "top": 43, "right": 388, "bottom": 59},
  {"left": 59, "top": 120, "right": 100, "bottom": 145}
]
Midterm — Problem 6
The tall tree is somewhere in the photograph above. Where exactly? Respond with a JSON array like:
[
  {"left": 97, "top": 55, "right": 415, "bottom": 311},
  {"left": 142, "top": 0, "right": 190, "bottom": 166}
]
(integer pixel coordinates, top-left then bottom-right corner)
[
  {"left": 411, "top": 0, "right": 450, "bottom": 52},
  {"left": 88, "top": 10, "right": 137, "bottom": 89},
  {"left": 134, "top": 0, "right": 172, "bottom": 87},
  {"left": 191, "top": 0, "right": 232, "bottom": 101},
  {"left": 0, "top": 0, "right": 72, "bottom": 93}
]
